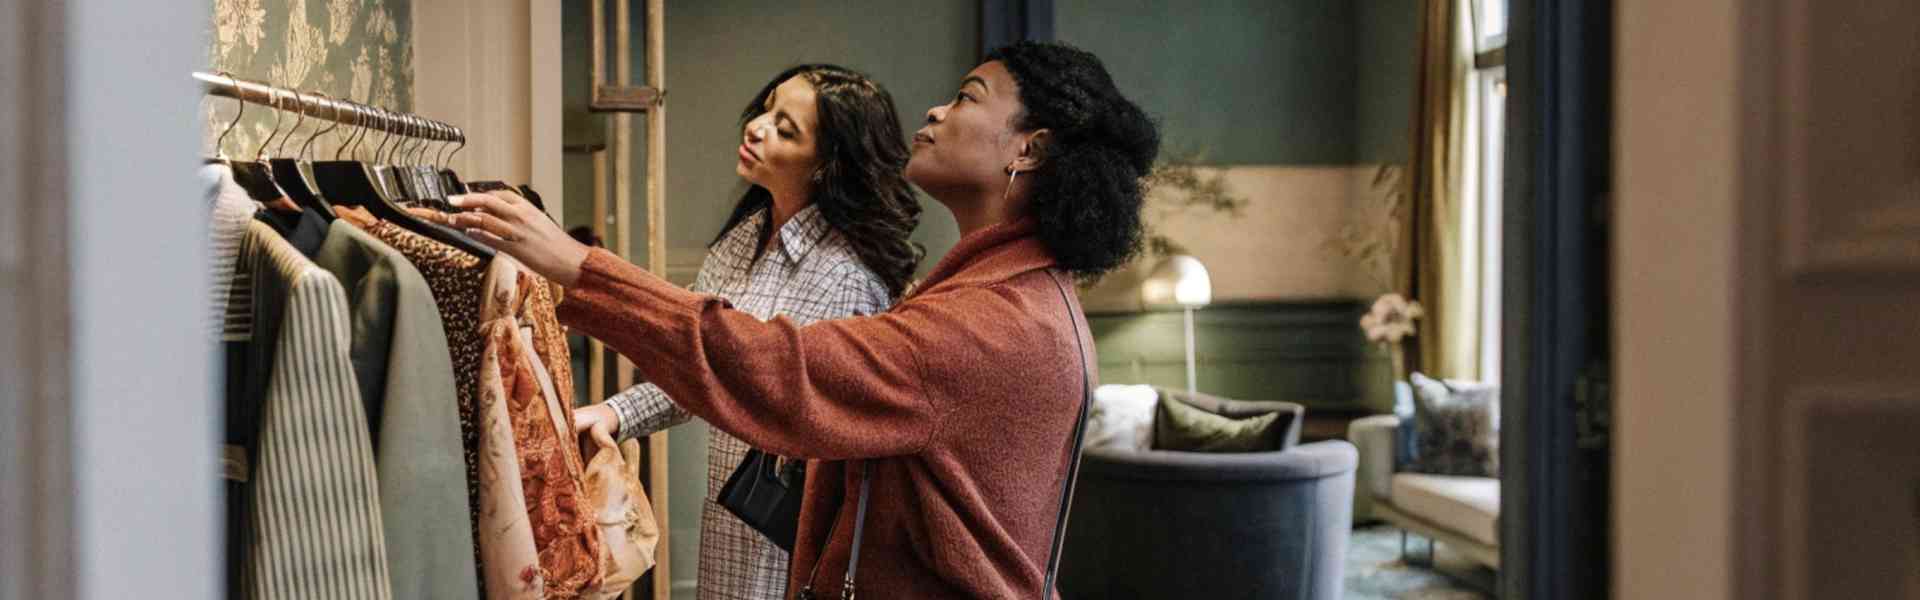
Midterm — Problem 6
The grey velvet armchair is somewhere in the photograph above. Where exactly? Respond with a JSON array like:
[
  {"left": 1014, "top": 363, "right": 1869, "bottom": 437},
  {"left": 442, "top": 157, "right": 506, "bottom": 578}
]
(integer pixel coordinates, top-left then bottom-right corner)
[{"left": 1055, "top": 391, "right": 1356, "bottom": 600}]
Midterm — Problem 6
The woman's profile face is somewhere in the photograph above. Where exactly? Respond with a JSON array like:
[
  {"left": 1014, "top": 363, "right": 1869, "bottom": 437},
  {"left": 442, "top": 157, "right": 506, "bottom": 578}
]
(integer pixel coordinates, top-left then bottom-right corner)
[
  {"left": 906, "top": 61, "right": 1027, "bottom": 199},
  {"left": 737, "top": 75, "right": 822, "bottom": 201}
]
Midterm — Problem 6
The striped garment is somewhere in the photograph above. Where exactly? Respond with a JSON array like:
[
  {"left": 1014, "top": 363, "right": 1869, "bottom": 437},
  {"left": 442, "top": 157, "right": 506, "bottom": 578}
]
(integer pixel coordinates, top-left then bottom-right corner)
[
  {"left": 603, "top": 204, "right": 892, "bottom": 600},
  {"left": 228, "top": 219, "right": 393, "bottom": 600},
  {"left": 203, "top": 163, "right": 256, "bottom": 339}
]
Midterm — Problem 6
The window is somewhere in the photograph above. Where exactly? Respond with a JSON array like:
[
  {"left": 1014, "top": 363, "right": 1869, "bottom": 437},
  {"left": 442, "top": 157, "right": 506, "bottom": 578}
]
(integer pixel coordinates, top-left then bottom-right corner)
[{"left": 1467, "top": 0, "right": 1506, "bottom": 383}]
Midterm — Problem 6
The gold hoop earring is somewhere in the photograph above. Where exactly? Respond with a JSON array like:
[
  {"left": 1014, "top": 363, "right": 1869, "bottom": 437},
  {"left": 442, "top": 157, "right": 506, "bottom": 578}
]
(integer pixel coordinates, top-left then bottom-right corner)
[{"left": 1002, "top": 166, "right": 1019, "bottom": 203}]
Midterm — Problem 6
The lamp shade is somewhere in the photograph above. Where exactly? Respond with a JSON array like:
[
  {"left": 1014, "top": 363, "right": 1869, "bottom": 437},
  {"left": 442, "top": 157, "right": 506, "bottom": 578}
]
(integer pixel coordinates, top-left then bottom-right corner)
[{"left": 1140, "top": 255, "right": 1212, "bottom": 308}]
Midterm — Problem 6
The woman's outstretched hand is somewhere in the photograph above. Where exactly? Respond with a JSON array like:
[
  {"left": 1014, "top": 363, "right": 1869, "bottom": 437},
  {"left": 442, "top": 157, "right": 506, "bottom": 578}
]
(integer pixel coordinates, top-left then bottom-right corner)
[
  {"left": 575, "top": 402, "right": 620, "bottom": 451},
  {"left": 431, "top": 191, "right": 591, "bottom": 287}
]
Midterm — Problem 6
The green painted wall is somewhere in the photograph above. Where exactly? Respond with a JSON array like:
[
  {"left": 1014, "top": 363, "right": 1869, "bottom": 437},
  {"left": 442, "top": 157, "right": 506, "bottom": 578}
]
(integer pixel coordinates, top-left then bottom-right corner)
[
  {"left": 1056, "top": 0, "right": 1417, "bottom": 166},
  {"left": 1057, "top": 0, "right": 1358, "bottom": 165},
  {"left": 1090, "top": 302, "right": 1394, "bottom": 414},
  {"left": 1056, "top": 2, "right": 1414, "bottom": 416},
  {"left": 666, "top": 0, "right": 977, "bottom": 279},
  {"left": 1356, "top": 0, "right": 1418, "bottom": 164}
]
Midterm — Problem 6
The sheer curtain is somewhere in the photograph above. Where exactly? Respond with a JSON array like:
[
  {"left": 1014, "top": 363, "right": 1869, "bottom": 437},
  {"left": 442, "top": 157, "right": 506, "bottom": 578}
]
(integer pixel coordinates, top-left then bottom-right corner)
[{"left": 1403, "top": 0, "right": 1479, "bottom": 380}]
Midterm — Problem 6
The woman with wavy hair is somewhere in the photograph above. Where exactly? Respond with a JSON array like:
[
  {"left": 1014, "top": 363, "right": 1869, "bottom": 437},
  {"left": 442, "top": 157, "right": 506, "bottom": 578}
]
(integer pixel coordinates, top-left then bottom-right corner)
[
  {"left": 570, "top": 63, "right": 923, "bottom": 600},
  {"left": 436, "top": 41, "right": 1158, "bottom": 599}
]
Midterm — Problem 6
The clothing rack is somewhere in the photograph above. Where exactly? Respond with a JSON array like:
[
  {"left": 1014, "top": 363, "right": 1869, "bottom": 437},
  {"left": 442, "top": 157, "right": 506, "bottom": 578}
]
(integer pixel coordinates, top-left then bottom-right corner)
[{"left": 194, "top": 71, "right": 462, "bottom": 142}]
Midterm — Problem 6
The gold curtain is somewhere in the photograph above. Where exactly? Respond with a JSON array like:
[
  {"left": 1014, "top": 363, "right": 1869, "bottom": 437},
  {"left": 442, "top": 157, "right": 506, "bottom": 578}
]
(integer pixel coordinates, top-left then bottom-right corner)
[{"left": 1401, "top": 0, "right": 1478, "bottom": 380}]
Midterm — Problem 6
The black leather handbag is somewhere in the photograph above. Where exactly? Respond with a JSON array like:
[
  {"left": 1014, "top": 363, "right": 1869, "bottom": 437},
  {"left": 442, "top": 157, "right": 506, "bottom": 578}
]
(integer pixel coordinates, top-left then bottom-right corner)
[{"left": 717, "top": 447, "right": 806, "bottom": 551}]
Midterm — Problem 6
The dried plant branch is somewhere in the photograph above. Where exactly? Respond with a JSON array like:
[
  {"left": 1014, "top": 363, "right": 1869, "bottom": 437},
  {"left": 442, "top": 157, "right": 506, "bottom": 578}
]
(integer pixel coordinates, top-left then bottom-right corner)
[
  {"left": 1323, "top": 164, "right": 1406, "bottom": 295},
  {"left": 1137, "top": 154, "right": 1250, "bottom": 263}
]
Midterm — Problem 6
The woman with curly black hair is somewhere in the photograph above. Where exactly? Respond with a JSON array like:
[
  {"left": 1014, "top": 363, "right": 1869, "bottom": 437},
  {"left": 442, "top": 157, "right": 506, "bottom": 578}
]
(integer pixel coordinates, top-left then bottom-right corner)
[
  {"left": 434, "top": 41, "right": 1157, "bottom": 599},
  {"left": 569, "top": 64, "right": 923, "bottom": 600}
]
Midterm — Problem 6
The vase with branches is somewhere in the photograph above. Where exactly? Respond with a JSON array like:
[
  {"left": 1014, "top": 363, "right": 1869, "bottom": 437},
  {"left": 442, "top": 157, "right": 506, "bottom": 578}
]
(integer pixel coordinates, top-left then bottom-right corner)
[{"left": 1359, "top": 292, "right": 1424, "bottom": 384}]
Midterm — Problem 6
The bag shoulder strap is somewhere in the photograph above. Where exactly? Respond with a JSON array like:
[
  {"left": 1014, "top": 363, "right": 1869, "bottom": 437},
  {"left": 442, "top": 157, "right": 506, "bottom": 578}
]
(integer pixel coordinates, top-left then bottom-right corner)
[
  {"left": 800, "top": 461, "right": 872, "bottom": 600},
  {"left": 1042, "top": 270, "right": 1093, "bottom": 599},
  {"left": 811, "top": 271, "right": 1091, "bottom": 600},
  {"left": 841, "top": 461, "right": 873, "bottom": 597}
]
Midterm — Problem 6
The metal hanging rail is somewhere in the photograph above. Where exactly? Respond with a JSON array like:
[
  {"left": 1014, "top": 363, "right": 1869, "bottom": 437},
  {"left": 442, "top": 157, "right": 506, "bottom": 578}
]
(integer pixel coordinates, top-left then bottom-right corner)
[{"left": 193, "top": 71, "right": 464, "bottom": 142}]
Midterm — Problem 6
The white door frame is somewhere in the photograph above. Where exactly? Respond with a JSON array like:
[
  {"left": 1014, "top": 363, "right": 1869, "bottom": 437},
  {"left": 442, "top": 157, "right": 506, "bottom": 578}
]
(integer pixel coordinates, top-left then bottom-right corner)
[{"left": 0, "top": 2, "right": 218, "bottom": 599}]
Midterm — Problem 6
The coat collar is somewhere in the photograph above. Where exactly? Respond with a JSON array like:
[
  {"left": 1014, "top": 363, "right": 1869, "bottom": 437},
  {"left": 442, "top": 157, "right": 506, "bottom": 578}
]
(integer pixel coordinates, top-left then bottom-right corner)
[{"left": 908, "top": 217, "right": 1057, "bottom": 299}]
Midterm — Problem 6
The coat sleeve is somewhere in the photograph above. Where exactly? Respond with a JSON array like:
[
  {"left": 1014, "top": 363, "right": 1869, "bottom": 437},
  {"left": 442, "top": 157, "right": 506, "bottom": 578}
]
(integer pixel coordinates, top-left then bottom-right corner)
[
  {"left": 604, "top": 382, "right": 693, "bottom": 441},
  {"left": 556, "top": 248, "right": 949, "bottom": 460}
]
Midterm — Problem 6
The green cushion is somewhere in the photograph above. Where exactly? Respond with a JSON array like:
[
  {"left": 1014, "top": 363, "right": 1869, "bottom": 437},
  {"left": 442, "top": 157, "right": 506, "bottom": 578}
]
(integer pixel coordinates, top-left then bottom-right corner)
[{"left": 1152, "top": 391, "right": 1282, "bottom": 453}]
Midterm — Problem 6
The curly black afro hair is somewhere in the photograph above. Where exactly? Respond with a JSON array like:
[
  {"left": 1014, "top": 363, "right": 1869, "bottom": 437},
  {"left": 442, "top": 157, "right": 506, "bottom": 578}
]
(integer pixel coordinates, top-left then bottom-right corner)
[{"left": 986, "top": 41, "right": 1160, "bottom": 279}]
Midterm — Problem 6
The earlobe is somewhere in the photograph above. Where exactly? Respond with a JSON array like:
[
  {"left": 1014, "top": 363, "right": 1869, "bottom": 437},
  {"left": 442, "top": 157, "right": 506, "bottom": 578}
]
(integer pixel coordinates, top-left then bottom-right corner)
[{"left": 1010, "top": 128, "right": 1052, "bottom": 173}]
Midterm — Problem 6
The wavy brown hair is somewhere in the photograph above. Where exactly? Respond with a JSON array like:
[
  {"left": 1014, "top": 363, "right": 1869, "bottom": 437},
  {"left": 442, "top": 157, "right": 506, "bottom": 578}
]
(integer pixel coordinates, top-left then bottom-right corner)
[{"left": 714, "top": 64, "right": 924, "bottom": 298}]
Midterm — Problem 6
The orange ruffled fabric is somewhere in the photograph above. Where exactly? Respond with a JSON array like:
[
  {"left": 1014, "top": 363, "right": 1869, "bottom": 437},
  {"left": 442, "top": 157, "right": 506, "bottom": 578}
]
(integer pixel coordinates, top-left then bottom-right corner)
[{"left": 485, "top": 264, "right": 602, "bottom": 598}]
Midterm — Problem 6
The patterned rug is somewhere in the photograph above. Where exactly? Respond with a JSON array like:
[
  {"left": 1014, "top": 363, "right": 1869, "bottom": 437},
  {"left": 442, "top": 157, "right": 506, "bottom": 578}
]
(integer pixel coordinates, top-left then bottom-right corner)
[{"left": 1345, "top": 524, "right": 1494, "bottom": 599}]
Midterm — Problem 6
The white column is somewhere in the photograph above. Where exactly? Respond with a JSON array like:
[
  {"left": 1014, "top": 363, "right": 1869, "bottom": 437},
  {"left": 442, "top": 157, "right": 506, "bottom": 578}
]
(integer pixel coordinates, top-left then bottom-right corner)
[
  {"left": 1615, "top": 0, "right": 1739, "bottom": 597},
  {"left": 62, "top": 1, "right": 217, "bottom": 599}
]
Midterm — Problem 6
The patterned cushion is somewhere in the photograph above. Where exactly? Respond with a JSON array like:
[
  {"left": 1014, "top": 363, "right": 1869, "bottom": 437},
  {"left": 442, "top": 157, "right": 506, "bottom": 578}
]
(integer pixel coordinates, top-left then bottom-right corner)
[{"left": 1407, "top": 372, "right": 1500, "bottom": 477}]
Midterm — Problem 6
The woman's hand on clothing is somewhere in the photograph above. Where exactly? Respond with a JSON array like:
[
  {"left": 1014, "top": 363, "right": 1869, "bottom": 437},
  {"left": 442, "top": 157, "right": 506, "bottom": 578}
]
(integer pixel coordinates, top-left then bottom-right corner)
[
  {"left": 432, "top": 191, "right": 590, "bottom": 287},
  {"left": 575, "top": 402, "right": 620, "bottom": 450}
]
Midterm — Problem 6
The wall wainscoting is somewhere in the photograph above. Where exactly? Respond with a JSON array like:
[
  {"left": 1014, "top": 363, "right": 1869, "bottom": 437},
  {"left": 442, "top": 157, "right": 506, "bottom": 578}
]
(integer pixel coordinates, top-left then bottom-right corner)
[{"left": 1088, "top": 300, "right": 1393, "bottom": 417}]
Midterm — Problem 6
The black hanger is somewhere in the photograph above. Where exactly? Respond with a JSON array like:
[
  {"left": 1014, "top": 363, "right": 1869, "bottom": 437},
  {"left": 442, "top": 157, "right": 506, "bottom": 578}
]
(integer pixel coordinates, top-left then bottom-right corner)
[
  {"left": 468, "top": 180, "right": 514, "bottom": 195},
  {"left": 268, "top": 89, "right": 334, "bottom": 221},
  {"left": 313, "top": 103, "right": 494, "bottom": 260},
  {"left": 268, "top": 160, "right": 331, "bottom": 215},
  {"left": 517, "top": 184, "right": 548, "bottom": 214},
  {"left": 469, "top": 180, "right": 560, "bottom": 226},
  {"left": 410, "top": 116, "right": 461, "bottom": 212},
  {"left": 469, "top": 180, "right": 542, "bottom": 211},
  {"left": 230, "top": 161, "right": 284, "bottom": 203},
  {"left": 398, "top": 116, "right": 452, "bottom": 211},
  {"left": 205, "top": 73, "right": 284, "bottom": 203},
  {"left": 367, "top": 108, "right": 422, "bottom": 205},
  {"left": 438, "top": 125, "right": 470, "bottom": 195}
]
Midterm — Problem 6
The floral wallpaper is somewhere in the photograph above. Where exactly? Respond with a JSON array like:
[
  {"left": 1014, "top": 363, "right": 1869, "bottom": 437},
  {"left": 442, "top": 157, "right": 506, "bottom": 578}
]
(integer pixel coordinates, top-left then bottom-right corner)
[{"left": 205, "top": 0, "right": 413, "bottom": 158}]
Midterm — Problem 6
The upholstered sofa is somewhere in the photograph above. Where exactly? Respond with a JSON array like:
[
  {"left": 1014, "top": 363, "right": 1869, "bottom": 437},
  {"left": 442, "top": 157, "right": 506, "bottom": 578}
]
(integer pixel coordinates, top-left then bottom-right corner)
[
  {"left": 1348, "top": 414, "right": 1500, "bottom": 568},
  {"left": 1056, "top": 389, "right": 1357, "bottom": 600}
]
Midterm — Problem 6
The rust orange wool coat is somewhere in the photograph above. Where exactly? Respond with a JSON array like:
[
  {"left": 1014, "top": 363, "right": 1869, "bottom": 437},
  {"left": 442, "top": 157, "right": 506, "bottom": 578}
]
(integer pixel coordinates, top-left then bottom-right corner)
[{"left": 557, "top": 218, "right": 1091, "bottom": 599}]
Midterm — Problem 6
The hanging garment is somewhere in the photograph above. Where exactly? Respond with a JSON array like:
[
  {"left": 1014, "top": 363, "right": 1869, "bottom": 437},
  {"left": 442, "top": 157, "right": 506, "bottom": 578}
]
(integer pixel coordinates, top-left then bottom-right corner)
[
  {"left": 511, "top": 232, "right": 657, "bottom": 600},
  {"left": 206, "top": 162, "right": 257, "bottom": 598},
  {"left": 511, "top": 266, "right": 656, "bottom": 600},
  {"left": 346, "top": 207, "right": 647, "bottom": 599},
  {"left": 256, "top": 204, "right": 331, "bottom": 259},
  {"left": 477, "top": 256, "right": 602, "bottom": 598},
  {"left": 578, "top": 434, "right": 660, "bottom": 600},
  {"left": 224, "top": 219, "right": 392, "bottom": 600},
  {"left": 340, "top": 208, "right": 531, "bottom": 597},
  {"left": 203, "top": 163, "right": 255, "bottom": 337},
  {"left": 313, "top": 220, "right": 480, "bottom": 600}
]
